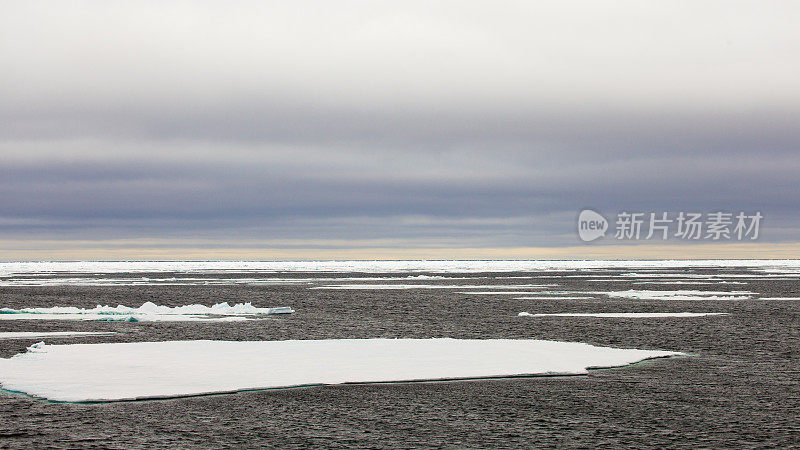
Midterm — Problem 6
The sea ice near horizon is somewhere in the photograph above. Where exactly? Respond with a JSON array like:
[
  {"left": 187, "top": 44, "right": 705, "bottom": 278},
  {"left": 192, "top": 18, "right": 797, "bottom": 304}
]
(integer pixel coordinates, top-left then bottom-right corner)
[
  {"left": 518, "top": 312, "right": 728, "bottom": 318},
  {"left": 0, "top": 302, "right": 294, "bottom": 322},
  {"left": 456, "top": 291, "right": 559, "bottom": 295},
  {"left": 0, "top": 332, "right": 116, "bottom": 340},
  {"left": 310, "top": 284, "right": 551, "bottom": 290},
  {"left": 601, "top": 290, "right": 753, "bottom": 300},
  {"left": 1, "top": 259, "right": 799, "bottom": 276}
]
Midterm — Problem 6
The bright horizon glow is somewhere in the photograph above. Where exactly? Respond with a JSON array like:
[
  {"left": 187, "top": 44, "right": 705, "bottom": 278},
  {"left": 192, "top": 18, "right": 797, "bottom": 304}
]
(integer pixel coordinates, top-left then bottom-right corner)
[{"left": 1, "top": 241, "right": 800, "bottom": 262}]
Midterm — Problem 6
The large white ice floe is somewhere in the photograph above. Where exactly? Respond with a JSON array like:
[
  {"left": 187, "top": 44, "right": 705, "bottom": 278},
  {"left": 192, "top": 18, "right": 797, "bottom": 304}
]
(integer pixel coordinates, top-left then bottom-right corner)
[
  {"left": 0, "top": 331, "right": 116, "bottom": 340},
  {"left": 518, "top": 312, "right": 728, "bottom": 318},
  {"left": 601, "top": 290, "right": 753, "bottom": 300},
  {"left": 0, "top": 338, "right": 683, "bottom": 402},
  {"left": 0, "top": 302, "right": 294, "bottom": 322}
]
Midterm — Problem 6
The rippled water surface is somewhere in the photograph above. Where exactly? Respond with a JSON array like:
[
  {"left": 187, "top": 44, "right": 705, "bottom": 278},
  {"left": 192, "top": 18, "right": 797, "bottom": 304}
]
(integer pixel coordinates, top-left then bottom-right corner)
[{"left": 1, "top": 266, "right": 798, "bottom": 448}]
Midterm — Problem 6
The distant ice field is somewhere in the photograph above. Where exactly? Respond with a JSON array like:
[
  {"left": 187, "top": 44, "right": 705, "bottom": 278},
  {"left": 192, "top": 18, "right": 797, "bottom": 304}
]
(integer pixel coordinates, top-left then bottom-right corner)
[
  {"left": 2, "top": 259, "right": 800, "bottom": 276},
  {"left": 0, "top": 275, "right": 481, "bottom": 287}
]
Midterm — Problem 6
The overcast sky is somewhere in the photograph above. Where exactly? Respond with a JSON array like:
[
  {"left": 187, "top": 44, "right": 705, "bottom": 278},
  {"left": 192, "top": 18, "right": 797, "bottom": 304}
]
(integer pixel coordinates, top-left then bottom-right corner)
[{"left": 1, "top": 1, "right": 799, "bottom": 260}]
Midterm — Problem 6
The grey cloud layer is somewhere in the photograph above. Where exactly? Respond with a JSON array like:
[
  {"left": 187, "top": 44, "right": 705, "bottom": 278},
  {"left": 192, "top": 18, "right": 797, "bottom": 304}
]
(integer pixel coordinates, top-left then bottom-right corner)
[{"left": 1, "top": 1, "right": 798, "bottom": 249}]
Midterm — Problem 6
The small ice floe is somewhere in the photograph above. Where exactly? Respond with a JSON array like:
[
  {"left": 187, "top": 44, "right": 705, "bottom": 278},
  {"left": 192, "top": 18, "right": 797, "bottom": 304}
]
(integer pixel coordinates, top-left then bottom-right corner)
[
  {"left": 632, "top": 281, "right": 748, "bottom": 285},
  {"left": 263, "top": 306, "right": 294, "bottom": 314},
  {"left": 0, "top": 338, "right": 682, "bottom": 402},
  {"left": 513, "top": 296, "right": 595, "bottom": 300},
  {"left": 0, "top": 302, "right": 294, "bottom": 322},
  {"left": 618, "top": 273, "right": 722, "bottom": 279},
  {"left": 518, "top": 312, "right": 728, "bottom": 318},
  {"left": 584, "top": 279, "right": 629, "bottom": 282},
  {"left": 456, "top": 291, "right": 556, "bottom": 295},
  {"left": 0, "top": 331, "right": 116, "bottom": 340},
  {"left": 310, "top": 284, "right": 553, "bottom": 290},
  {"left": 25, "top": 341, "right": 47, "bottom": 353},
  {"left": 601, "top": 290, "right": 753, "bottom": 300}
]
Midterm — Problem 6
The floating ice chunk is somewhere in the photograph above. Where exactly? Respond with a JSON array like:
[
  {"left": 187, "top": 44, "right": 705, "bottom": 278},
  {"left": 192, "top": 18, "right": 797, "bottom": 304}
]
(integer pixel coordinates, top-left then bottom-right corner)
[
  {"left": 25, "top": 341, "right": 47, "bottom": 353},
  {"left": 601, "top": 290, "right": 753, "bottom": 300},
  {"left": 495, "top": 276, "right": 535, "bottom": 279},
  {"left": 310, "top": 284, "right": 552, "bottom": 290},
  {"left": 456, "top": 291, "right": 556, "bottom": 295},
  {"left": 0, "top": 302, "right": 294, "bottom": 322},
  {"left": 618, "top": 273, "right": 716, "bottom": 278},
  {"left": 0, "top": 332, "right": 116, "bottom": 340},
  {"left": 400, "top": 275, "right": 471, "bottom": 280},
  {"left": 0, "top": 338, "right": 683, "bottom": 402},
  {"left": 0, "top": 313, "right": 251, "bottom": 322},
  {"left": 632, "top": 281, "right": 748, "bottom": 285},
  {"left": 262, "top": 306, "right": 295, "bottom": 314},
  {"left": 513, "top": 296, "right": 596, "bottom": 300},
  {"left": 518, "top": 312, "right": 728, "bottom": 318}
]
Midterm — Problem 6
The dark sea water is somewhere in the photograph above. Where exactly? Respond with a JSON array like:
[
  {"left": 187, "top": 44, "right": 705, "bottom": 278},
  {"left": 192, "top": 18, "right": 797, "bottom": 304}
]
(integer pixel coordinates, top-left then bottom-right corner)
[{"left": 0, "top": 267, "right": 798, "bottom": 448}]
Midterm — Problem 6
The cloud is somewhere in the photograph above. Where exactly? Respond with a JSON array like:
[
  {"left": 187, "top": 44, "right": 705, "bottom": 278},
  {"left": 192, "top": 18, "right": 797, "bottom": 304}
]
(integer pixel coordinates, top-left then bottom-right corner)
[{"left": 0, "top": 1, "right": 799, "bottom": 256}]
